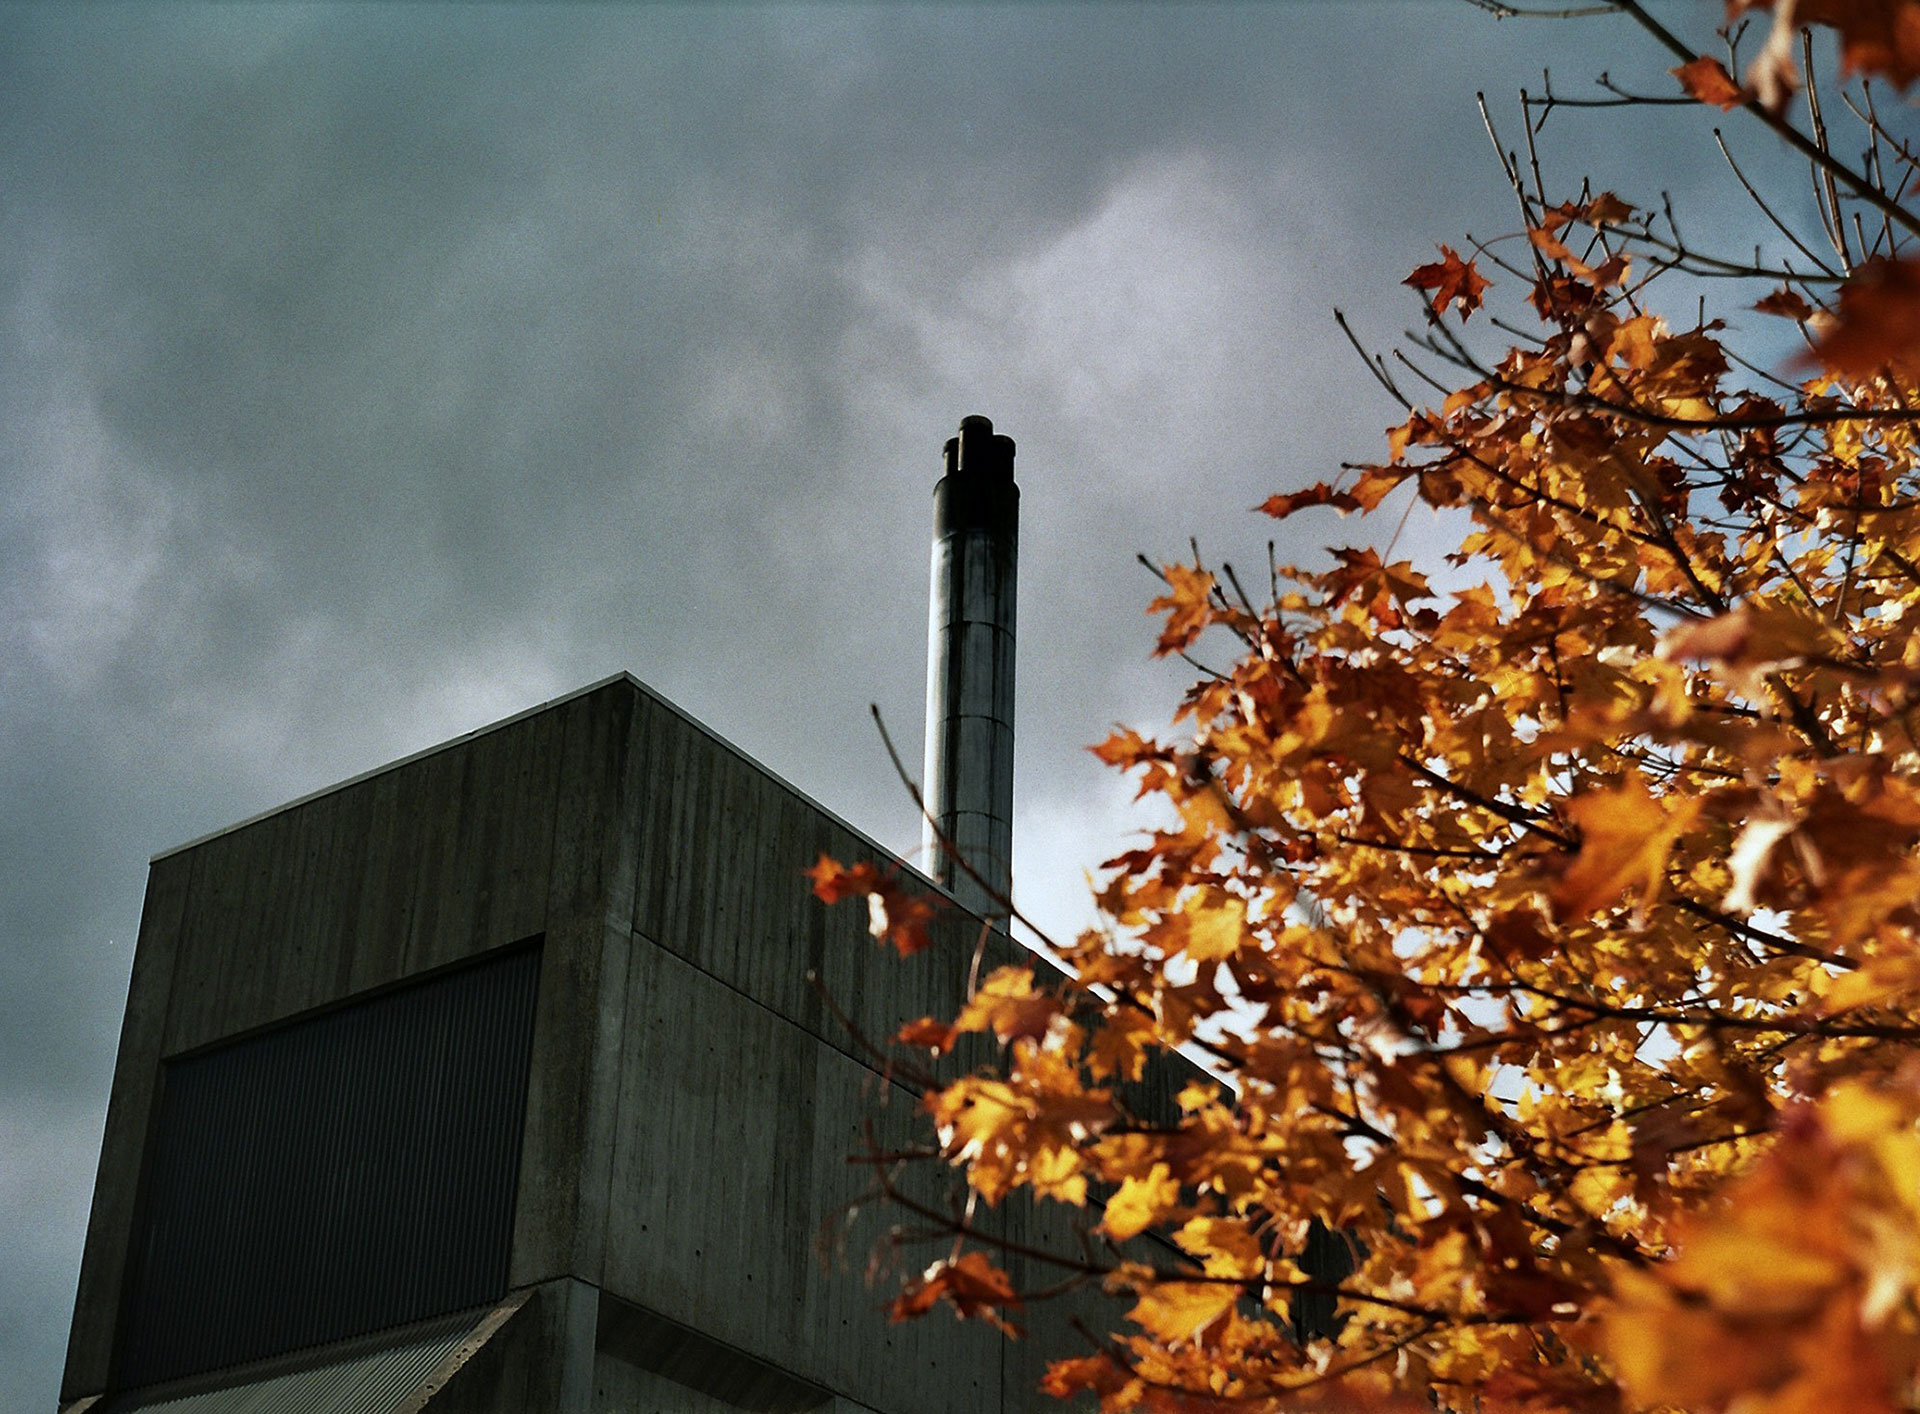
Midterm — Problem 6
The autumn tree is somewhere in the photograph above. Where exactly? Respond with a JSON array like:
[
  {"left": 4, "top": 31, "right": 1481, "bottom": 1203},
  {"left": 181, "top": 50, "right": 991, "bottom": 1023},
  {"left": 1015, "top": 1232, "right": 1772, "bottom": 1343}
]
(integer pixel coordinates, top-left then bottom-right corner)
[{"left": 814, "top": 4, "right": 1920, "bottom": 1410}]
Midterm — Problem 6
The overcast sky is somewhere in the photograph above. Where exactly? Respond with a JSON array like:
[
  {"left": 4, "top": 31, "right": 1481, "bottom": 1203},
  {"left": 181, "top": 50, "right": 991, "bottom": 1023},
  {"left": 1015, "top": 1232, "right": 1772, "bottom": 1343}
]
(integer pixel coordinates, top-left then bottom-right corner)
[{"left": 1, "top": 3, "right": 1790, "bottom": 1404}]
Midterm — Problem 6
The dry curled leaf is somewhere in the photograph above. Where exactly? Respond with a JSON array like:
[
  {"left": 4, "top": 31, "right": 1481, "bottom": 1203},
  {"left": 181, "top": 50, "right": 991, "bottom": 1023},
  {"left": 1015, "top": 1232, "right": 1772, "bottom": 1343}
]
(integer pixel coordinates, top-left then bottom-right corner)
[
  {"left": 1754, "top": 286, "right": 1815, "bottom": 321},
  {"left": 1405, "top": 244, "right": 1492, "bottom": 317},
  {"left": 1671, "top": 54, "right": 1747, "bottom": 109}
]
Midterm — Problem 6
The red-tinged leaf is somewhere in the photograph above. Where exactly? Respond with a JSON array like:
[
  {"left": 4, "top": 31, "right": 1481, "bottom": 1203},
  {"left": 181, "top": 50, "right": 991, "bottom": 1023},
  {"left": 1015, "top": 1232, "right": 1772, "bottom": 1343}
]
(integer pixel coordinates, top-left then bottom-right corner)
[
  {"left": 1537, "top": 199, "right": 1580, "bottom": 235},
  {"left": 1736, "top": 0, "right": 1920, "bottom": 88},
  {"left": 1540, "top": 194, "right": 1637, "bottom": 234},
  {"left": 955, "top": 964, "right": 1058, "bottom": 1043},
  {"left": 896, "top": 1016, "right": 958, "bottom": 1055},
  {"left": 1586, "top": 252, "right": 1631, "bottom": 288},
  {"left": 1806, "top": 256, "right": 1920, "bottom": 379},
  {"left": 1657, "top": 602, "right": 1837, "bottom": 667},
  {"left": 1655, "top": 610, "right": 1756, "bottom": 665},
  {"left": 1672, "top": 54, "right": 1747, "bottom": 109},
  {"left": 1530, "top": 226, "right": 1577, "bottom": 263},
  {"left": 892, "top": 1251, "right": 1023, "bottom": 1335},
  {"left": 1257, "top": 483, "right": 1361, "bottom": 519},
  {"left": 1814, "top": 0, "right": 1920, "bottom": 86},
  {"left": 1531, "top": 227, "right": 1630, "bottom": 287},
  {"left": 806, "top": 853, "right": 883, "bottom": 905},
  {"left": 1040, "top": 1354, "right": 1132, "bottom": 1401},
  {"left": 808, "top": 855, "right": 940, "bottom": 956},
  {"left": 867, "top": 879, "right": 940, "bottom": 957},
  {"left": 1405, "top": 244, "right": 1492, "bottom": 317},
  {"left": 1754, "top": 286, "right": 1815, "bottom": 321}
]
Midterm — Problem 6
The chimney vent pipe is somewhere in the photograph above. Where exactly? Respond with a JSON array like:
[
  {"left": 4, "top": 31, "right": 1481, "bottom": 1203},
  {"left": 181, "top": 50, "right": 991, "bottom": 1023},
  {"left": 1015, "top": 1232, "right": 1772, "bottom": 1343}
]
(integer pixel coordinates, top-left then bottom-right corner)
[{"left": 923, "top": 415, "right": 1018, "bottom": 920}]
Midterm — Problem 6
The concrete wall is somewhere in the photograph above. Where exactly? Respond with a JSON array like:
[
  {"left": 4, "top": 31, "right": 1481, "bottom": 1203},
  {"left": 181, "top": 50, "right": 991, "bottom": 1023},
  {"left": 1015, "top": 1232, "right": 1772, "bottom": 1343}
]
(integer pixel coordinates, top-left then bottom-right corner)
[
  {"left": 63, "top": 675, "right": 1096, "bottom": 1412},
  {"left": 65, "top": 680, "right": 593, "bottom": 1401}
]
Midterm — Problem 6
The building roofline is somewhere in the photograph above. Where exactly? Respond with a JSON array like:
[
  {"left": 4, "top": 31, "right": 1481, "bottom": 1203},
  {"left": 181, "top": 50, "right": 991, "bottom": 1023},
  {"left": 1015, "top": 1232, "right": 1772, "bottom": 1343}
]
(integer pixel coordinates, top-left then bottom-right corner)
[{"left": 149, "top": 673, "right": 941, "bottom": 899}]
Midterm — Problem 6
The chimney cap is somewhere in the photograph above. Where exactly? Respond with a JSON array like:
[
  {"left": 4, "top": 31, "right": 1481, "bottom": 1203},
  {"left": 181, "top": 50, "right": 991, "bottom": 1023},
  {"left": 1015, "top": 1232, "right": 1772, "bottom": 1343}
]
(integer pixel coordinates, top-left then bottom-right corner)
[{"left": 943, "top": 415, "right": 1016, "bottom": 481}]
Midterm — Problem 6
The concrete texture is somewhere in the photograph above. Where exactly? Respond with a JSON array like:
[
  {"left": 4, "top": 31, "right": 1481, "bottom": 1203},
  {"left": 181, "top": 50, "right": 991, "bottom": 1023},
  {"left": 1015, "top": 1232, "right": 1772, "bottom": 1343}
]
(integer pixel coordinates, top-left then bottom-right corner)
[{"left": 61, "top": 674, "right": 1111, "bottom": 1412}]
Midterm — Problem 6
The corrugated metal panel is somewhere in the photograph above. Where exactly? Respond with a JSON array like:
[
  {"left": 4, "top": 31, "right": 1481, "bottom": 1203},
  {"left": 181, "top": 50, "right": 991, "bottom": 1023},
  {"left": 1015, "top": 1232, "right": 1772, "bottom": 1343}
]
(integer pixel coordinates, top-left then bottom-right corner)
[
  {"left": 98, "top": 1299, "right": 517, "bottom": 1414},
  {"left": 117, "top": 945, "right": 541, "bottom": 1389}
]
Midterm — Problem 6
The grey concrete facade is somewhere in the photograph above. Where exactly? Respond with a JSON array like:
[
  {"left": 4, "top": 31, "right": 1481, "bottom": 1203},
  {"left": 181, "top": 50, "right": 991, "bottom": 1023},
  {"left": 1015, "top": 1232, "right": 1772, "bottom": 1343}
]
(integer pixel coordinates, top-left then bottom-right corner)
[{"left": 62, "top": 673, "right": 1118, "bottom": 1414}]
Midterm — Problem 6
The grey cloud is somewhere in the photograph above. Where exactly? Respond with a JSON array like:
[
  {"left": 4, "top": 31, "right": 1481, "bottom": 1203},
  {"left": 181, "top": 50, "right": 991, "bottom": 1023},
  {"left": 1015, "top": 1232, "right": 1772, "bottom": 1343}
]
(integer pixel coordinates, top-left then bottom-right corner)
[{"left": 1, "top": 4, "right": 1810, "bottom": 1405}]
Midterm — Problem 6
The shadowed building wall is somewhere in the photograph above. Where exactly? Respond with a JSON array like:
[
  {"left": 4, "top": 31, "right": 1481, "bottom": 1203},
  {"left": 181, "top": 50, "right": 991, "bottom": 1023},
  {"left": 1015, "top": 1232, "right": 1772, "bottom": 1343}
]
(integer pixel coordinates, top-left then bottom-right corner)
[{"left": 61, "top": 673, "right": 1149, "bottom": 1414}]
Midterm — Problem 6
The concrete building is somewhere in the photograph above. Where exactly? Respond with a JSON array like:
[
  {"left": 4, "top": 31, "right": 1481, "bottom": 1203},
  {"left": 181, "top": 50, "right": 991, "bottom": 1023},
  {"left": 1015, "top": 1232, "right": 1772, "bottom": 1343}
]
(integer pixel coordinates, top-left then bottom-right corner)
[
  {"left": 59, "top": 417, "right": 1150, "bottom": 1413},
  {"left": 65, "top": 668, "right": 1095, "bottom": 1413}
]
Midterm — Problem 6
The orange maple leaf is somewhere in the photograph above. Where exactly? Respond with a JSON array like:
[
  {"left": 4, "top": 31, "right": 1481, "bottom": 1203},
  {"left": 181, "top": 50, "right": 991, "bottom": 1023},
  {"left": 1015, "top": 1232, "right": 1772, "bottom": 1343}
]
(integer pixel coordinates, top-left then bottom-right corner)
[
  {"left": 896, "top": 1016, "right": 959, "bottom": 1055},
  {"left": 1552, "top": 775, "right": 1704, "bottom": 918},
  {"left": 1656, "top": 602, "right": 1836, "bottom": 669},
  {"left": 1734, "top": 0, "right": 1920, "bottom": 88},
  {"left": 1671, "top": 55, "right": 1747, "bottom": 109},
  {"left": 1039, "top": 1354, "right": 1132, "bottom": 1402},
  {"left": 1257, "top": 482, "right": 1361, "bottom": 519},
  {"left": 1581, "top": 192, "right": 1635, "bottom": 227},
  {"left": 1405, "top": 245, "right": 1492, "bottom": 318},
  {"left": 955, "top": 965, "right": 1058, "bottom": 1044},
  {"left": 807, "top": 854, "right": 940, "bottom": 956},
  {"left": 1806, "top": 255, "right": 1920, "bottom": 381},
  {"left": 1322, "top": 547, "right": 1431, "bottom": 628},
  {"left": 805, "top": 853, "right": 880, "bottom": 904}
]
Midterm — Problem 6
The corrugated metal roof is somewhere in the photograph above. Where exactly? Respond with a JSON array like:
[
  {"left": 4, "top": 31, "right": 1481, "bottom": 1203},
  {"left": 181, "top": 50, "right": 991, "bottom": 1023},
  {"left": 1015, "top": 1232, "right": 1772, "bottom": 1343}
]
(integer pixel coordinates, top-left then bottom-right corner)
[{"left": 98, "top": 1296, "right": 521, "bottom": 1414}]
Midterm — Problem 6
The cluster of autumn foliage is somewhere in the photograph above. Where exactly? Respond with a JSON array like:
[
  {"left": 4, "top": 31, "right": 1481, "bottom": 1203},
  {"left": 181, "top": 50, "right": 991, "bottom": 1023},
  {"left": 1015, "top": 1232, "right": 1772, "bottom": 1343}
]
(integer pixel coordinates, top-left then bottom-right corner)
[{"left": 812, "top": 3, "right": 1920, "bottom": 1410}]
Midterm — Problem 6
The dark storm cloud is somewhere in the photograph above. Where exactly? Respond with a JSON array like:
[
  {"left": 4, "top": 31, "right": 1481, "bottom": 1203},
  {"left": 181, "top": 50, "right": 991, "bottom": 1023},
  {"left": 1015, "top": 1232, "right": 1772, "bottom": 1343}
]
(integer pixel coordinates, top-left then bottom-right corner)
[{"left": 3, "top": 4, "right": 1776, "bottom": 1401}]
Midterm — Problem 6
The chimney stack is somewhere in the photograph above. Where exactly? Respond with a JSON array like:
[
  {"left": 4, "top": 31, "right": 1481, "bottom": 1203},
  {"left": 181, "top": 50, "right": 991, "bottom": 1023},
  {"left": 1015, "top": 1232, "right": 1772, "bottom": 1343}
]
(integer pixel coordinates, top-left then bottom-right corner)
[{"left": 923, "top": 415, "right": 1018, "bottom": 921}]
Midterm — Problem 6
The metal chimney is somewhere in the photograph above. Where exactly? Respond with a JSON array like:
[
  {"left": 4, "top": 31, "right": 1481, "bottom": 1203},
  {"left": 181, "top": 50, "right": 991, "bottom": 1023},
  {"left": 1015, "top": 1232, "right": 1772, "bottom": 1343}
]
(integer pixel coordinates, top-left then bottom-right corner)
[{"left": 923, "top": 415, "right": 1018, "bottom": 921}]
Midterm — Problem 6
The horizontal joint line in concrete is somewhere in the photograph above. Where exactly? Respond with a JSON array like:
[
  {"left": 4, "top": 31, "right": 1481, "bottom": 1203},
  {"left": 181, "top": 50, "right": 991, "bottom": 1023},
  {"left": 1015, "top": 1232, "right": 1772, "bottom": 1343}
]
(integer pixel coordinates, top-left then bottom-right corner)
[{"left": 627, "top": 925, "right": 930, "bottom": 1103}]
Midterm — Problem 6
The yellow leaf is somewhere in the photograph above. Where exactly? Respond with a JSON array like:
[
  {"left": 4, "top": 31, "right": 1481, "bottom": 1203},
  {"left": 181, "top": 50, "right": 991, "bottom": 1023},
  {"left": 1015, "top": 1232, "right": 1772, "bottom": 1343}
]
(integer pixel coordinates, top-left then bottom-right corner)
[
  {"left": 1029, "top": 1145, "right": 1089, "bottom": 1207},
  {"left": 1174, "top": 1216, "right": 1265, "bottom": 1280},
  {"left": 1821, "top": 950, "right": 1920, "bottom": 1015},
  {"left": 1128, "top": 1280, "right": 1239, "bottom": 1344},
  {"left": 1101, "top": 1162, "right": 1181, "bottom": 1241},
  {"left": 1184, "top": 891, "right": 1247, "bottom": 962},
  {"left": 1604, "top": 1265, "right": 1798, "bottom": 1410},
  {"left": 1678, "top": 1223, "right": 1847, "bottom": 1317}
]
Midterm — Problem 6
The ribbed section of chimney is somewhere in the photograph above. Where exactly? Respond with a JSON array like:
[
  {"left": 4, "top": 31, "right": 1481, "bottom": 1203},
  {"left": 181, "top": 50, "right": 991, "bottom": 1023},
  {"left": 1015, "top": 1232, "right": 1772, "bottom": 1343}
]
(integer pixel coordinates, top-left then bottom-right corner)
[{"left": 923, "top": 415, "right": 1018, "bottom": 921}]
